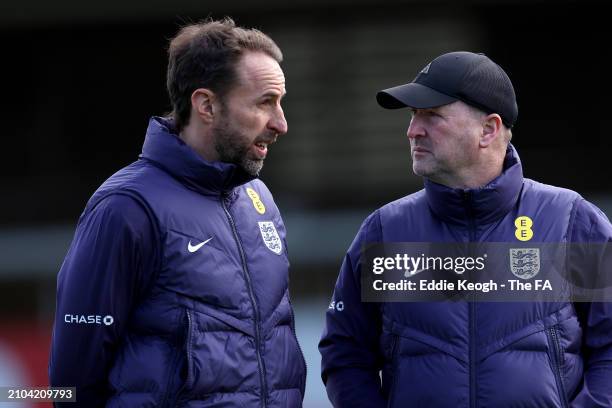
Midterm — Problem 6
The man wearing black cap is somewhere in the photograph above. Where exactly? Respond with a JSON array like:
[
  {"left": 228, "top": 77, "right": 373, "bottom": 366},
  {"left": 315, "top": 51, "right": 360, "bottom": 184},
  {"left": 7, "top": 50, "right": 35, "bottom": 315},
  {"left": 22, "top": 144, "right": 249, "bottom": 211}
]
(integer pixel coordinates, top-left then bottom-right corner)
[{"left": 319, "top": 52, "right": 612, "bottom": 407}]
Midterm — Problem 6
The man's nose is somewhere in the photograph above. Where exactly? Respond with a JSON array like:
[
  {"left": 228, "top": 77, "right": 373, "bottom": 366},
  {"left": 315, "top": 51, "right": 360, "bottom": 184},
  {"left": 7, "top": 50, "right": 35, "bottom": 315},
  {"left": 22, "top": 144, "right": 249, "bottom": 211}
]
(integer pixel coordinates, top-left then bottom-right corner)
[
  {"left": 268, "top": 106, "right": 288, "bottom": 136},
  {"left": 407, "top": 117, "right": 424, "bottom": 140}
]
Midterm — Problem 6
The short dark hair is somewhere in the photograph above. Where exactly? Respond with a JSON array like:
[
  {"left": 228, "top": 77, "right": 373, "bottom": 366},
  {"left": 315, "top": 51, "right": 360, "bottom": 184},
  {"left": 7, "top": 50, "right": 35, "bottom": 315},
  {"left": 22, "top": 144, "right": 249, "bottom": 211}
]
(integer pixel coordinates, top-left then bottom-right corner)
[{"left": 166, "top": 17, "right": 283, "bottom": 132}]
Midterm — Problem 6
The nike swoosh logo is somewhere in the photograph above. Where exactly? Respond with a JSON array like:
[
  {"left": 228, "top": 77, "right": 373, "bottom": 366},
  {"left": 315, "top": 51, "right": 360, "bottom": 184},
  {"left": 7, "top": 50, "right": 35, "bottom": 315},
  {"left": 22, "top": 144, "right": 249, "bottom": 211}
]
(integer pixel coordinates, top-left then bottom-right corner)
[
  {"left": 404, "top": 268, "right": 426, "bottom": 278},
  {"left": 188, "top": 237, "right": 213, "bottom": 253}
]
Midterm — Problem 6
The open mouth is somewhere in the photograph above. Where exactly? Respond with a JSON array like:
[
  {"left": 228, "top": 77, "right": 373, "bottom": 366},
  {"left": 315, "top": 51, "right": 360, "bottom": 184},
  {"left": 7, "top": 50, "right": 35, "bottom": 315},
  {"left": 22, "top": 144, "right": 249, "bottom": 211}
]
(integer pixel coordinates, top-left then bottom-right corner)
[{"left": 253, "top": 142, "right": 268, "bottom": 158}]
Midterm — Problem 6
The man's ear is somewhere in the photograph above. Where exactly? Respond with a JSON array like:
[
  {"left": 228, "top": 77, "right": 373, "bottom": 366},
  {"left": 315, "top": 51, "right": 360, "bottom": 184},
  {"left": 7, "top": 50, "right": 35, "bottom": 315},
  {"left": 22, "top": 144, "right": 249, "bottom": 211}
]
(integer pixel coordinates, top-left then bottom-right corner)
[
  {"left": 191, "top": 88, "right": 216, "bottom": 124},
  {"left": 479, "top": 114, "right": 503, "bottom": 148}
]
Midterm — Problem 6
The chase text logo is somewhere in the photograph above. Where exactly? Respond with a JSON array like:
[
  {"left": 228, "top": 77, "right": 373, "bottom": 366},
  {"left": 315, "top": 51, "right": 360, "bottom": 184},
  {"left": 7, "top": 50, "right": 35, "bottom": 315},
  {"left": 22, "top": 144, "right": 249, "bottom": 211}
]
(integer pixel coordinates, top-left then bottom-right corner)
[{"left": 64, "top": 314, "right": 114, "bottom": 326}]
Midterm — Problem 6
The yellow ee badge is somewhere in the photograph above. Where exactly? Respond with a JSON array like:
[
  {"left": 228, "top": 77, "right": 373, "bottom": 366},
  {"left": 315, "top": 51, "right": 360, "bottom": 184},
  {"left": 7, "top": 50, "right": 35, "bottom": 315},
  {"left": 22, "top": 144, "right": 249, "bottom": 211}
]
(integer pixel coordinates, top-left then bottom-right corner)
[
  {"left": 246, "top": 187, "right": 266, "bottom": 215},
  {"left": 514, "top": 216, "right": 534, "bottom": 241}
]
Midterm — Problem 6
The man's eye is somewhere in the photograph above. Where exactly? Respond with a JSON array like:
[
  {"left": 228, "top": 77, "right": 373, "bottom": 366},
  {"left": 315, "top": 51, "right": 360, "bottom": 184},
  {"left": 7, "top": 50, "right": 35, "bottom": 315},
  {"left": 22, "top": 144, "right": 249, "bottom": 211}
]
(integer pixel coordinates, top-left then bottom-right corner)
[{"left": 410, "top": 109, "right": 439, "bottom": 118}]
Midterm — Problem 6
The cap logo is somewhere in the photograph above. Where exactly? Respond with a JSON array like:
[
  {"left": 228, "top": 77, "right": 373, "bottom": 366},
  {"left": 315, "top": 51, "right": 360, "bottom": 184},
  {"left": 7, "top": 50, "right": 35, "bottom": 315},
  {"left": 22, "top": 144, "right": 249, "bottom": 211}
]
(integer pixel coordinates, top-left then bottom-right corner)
[{"left": 420, "top": 63, "right": 431, "bottom": 74}]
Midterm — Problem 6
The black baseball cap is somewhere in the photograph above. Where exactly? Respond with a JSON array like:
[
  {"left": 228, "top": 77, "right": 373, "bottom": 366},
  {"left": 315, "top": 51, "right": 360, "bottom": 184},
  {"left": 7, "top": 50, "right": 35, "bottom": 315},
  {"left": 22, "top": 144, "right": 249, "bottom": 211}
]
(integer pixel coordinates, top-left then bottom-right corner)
[{"left": 376, "top": 51, "right": 518, "bottom": 128}]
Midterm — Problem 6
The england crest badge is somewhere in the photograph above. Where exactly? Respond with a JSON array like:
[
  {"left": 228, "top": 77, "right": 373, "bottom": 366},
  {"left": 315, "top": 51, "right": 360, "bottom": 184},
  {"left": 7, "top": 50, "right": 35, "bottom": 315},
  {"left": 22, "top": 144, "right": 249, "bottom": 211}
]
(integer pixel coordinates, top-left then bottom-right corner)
[
  {"left": 258, "top": 221, "right": 283, "bottom": 255},
  {"left": 509, "top": 248, "right": 540, "bottom": 279}
]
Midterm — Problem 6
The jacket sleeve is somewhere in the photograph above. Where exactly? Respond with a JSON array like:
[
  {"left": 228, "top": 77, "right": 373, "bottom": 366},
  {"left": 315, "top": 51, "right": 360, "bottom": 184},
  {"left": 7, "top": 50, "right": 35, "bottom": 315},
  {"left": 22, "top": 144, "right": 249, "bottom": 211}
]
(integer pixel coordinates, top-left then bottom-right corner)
[
  {"left": 49, "top": 193, "right": 159, "bottom": 408},
  {"left": 319, "top": 212, "right": 386, "bottom": 408},
  {"left": 570, "top": 199, "right": 612, "bottom": 408}
]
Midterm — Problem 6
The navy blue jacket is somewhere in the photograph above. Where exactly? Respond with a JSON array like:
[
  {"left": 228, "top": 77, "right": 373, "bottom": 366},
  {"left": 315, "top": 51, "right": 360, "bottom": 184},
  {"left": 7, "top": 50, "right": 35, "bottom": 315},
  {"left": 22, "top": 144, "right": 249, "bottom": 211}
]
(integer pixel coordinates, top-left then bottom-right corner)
[
  {"left": 50, "top": 117, "right": 306, "bottom": 407},
  {"left": 319, "top": 145, "right": 612, "bottom": 407}
]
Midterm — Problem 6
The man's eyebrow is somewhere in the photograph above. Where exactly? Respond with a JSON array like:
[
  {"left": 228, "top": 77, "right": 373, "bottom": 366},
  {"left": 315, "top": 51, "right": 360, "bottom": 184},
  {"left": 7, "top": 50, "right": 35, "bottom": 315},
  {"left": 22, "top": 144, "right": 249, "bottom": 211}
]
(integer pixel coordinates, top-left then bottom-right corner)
[{"left": 260, "top": 91, "right": 287, "bottom": 99}]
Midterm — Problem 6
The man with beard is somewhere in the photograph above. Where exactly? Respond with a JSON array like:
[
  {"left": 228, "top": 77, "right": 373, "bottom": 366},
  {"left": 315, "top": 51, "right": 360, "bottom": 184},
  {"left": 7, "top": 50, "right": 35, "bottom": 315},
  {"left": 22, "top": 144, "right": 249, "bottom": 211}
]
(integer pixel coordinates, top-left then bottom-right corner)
[
  {"left": 50, "top": 18, "right": 306, "bottom": 407},
  {"left": 319, "top": 52, "right": 612, "bottom": 407}
]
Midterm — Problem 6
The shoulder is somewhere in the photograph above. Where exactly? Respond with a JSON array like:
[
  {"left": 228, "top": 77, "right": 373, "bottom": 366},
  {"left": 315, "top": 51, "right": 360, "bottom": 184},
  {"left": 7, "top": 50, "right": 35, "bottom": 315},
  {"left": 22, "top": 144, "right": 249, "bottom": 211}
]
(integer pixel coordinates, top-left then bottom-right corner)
[
  {"left": 522, "top": 178, "right": 582, "bottom": 203},
  {"left": 354, "top": 189, "right": 427, "bottom": 242},
  {"left": 78, "top": 161, "right": 162, "bottom": 240},
  {"left": 87, "top": 160, "right": 163, "bottom": 207},
  {"left": 570, "top": 197, "right": 612, "bottom": 242},
  {"left": 82, "top": 193, "right": 156, "bottom": 238},
  {"left": 378, "top": 189, "right": 427, "bottom": 214},
  {"left": 375, "top": 189, "right": 427, "bottom": 226},
  {"left": 522, "top": 179, "right": 584, "bottom": 224},
  {"left": 524, "top": 179, "right": 612, "bottom": 241},
  {"left": 98, "top": 160, "right": 159, "bottom": 191}
]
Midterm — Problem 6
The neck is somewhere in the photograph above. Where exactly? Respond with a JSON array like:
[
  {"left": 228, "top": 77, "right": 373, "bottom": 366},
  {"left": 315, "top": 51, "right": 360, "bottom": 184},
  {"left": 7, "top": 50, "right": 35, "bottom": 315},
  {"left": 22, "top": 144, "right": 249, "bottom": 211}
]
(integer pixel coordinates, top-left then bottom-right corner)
[
  {"left": 433, "top": 153, "right": 505, "bottom": 189},
  {"left": 179, "top": 121, "right": 217, "bottom": 163},
  {"left": 423, "top": 144, "right": 523, "bottom": 226}
]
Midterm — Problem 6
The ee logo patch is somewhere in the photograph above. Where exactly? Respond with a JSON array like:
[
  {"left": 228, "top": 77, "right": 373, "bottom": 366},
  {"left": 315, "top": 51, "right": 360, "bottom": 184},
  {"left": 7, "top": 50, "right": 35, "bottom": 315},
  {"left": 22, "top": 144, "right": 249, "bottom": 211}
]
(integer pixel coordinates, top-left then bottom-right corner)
[
  {"left": 514, "top": 216, "right": 533, "bottom": 241},
  {"left": 246, "top": 187, "right": 266, "bottom": 214}
]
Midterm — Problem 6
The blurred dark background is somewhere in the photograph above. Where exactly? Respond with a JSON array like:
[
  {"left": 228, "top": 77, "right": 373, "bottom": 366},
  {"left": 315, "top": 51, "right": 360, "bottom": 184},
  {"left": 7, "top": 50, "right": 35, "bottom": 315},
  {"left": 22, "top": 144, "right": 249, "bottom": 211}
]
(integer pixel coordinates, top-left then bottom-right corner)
[{"left": 1, "top": 1, "right": 611, "bottom": 406}]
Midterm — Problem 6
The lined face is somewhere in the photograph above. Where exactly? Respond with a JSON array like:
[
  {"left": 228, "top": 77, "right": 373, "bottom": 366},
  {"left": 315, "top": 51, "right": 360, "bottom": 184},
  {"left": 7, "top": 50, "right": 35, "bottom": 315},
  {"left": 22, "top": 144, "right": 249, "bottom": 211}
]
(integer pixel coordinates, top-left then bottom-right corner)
[
  {"left": 406, "top": 101, "right": 484, "bottom": 186},
  {"left": 212, "top": 51, "right": 287, "bottom": 176}
]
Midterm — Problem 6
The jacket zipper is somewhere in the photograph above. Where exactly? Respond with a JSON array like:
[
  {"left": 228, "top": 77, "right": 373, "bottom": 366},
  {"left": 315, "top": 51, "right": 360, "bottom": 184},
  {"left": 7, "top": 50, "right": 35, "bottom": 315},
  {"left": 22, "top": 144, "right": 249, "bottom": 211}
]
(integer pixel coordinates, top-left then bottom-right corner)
[
  {"left": 547, "top": 326, "right": 569, "bottom": 408},
  {"left": 287, "top": 295, "right": 308, "bottom": 399},
  {"left": 469, "top": 298, "right": 476, "bottom": 408},
  {"left": 171, "top": 309, "right": 195, "bottom": 406},
  {"left": 185, "top": 310, "right": 195, "bottom": 391},
  {"left": 221, "top": 194, "right": 268, "bottom": 408},
  {"left": 464, "top": 191, "right": 477, "bottom": 408}
]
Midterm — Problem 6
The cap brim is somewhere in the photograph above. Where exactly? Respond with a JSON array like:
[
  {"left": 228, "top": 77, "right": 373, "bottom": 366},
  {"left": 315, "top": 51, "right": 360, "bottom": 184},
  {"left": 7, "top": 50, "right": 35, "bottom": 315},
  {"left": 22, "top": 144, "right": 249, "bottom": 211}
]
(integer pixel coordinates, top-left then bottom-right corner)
[{"left": 376, "top": 83, "right": 458, "bottom": 110}]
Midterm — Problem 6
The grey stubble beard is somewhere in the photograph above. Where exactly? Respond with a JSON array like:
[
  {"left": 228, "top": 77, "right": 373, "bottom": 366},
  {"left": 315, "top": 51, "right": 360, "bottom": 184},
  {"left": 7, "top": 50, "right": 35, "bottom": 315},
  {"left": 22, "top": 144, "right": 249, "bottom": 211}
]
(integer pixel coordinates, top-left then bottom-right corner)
[{"left": 212, "top": 119, "right": 264, "bottom": 177}]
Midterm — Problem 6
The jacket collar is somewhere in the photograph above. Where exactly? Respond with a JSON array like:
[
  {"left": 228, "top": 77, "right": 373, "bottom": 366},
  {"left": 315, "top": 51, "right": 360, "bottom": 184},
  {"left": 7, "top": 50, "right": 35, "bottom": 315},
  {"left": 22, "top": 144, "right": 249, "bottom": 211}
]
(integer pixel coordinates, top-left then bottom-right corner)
[
  {"left": 140, "top": 117, "right": 255, "bottom": 195},
  {"left": 424, "top": 143, "right": 523, "bottom": 226}
]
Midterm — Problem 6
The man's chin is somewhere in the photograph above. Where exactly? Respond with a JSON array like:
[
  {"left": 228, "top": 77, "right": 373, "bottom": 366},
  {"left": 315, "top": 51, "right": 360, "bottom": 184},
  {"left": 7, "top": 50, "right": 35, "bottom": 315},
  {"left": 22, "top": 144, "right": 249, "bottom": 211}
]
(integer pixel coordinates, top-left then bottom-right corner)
[
  {"left": 241, "top": 159, "right": 264, "bottom": 177},
  {"left": 412, "top": 163, "right": 425, "bottom": 176},
  {"left": 412, "top": 164, "right": 433, "bottom": 179}
]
